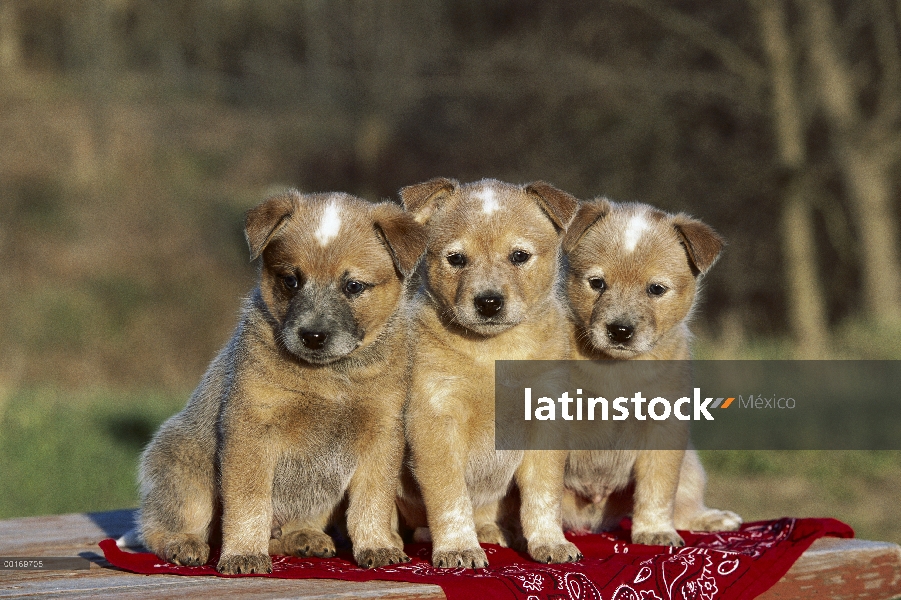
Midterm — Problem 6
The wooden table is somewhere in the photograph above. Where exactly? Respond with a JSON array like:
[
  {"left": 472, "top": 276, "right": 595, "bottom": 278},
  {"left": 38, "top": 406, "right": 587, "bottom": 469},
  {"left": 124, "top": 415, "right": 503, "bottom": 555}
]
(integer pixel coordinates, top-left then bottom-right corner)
[{"left": 0, "top": 510, "right": 899, "bottom": 598}]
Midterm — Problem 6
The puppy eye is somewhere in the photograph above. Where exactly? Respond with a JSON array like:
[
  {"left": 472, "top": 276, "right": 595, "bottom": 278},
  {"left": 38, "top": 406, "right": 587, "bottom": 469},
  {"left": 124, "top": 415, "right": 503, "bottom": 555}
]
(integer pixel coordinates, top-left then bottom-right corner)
[
  {"left": 447, "top": 253, "right": 467, "bottom": 267},
  {"left": 344, "top": 280, "right": 366, "bottom": 295},
  {"left": 648, "top": 283, "right": 668, "bottom": 296},
  {"left": 283, "top": 275, "right": 299, "bottom": 290},
  {"left": 510, "top": 250, "right": 531, "bottom": 264},
  {"left": 588, "top": 277, "right": 606, "bottom": 292}
]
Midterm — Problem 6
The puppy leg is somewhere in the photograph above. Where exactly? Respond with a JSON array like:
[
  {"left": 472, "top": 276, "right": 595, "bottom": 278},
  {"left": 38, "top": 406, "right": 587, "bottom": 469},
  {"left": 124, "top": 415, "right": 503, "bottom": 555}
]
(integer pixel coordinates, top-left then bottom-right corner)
[
  {"left": 139, "top": 429, "right": 215, "bottom": 566},
  {"left": 516, "top": 451, "right": 582, "bottom": 563},
  {"left": 271, "top": 512, "right": 337, "bottom": 558},
  {"left": 473, "top": 500, "right": 509, "bottom": 547},
  {"left": 217, "top": 410, "right": 278, "bottom": 575},
  {"left": 410, "top": 418, "right": 487, "bottom": 568},
  {"left": 673, "top": 449, "right": 742, "bottom": 532},
  {"left": 631, "top": 449, "right": 685, "bottom": 547},
  {"left": 346, "top": 416, "right": 410, "bottom": 568}
]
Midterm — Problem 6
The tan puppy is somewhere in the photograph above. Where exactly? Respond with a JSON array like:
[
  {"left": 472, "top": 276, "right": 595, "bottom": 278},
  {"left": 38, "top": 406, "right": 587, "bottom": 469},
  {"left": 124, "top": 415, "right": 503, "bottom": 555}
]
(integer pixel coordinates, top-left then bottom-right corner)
[
  {"left": 137, "top": 190, "right": 426, "bottom": 574},
  {"left": 562, "top": 198, "right": 741, "bottom": 545},
  {"left": 397, "top": 178, "right": 583, "bottom": 568}
]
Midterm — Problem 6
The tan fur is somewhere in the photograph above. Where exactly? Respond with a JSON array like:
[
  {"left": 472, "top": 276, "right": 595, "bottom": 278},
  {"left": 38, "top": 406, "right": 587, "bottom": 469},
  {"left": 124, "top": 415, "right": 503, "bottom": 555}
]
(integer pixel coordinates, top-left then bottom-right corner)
[
  {"left": 563, "top": 198, "right": 741, "bottom": 545},
  {"left": 137, "top": 190, "right": 426, "bottom": 573},
  {"left": 397, "top": 178, "right": 583, "bottom": 568}
]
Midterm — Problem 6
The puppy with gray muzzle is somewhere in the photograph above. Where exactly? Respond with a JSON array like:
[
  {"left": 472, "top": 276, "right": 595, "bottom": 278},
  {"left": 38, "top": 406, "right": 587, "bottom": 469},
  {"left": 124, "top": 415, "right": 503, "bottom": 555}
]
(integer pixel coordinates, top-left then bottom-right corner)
[
  {"left": 397, "top": 177, "right": 583, "bottom": 568},
  {"left": 562, "top": 198, "right": 742, "bottom": 545},
  {"left": 135, "top": 190, "right": 426, "bottom": 574}
]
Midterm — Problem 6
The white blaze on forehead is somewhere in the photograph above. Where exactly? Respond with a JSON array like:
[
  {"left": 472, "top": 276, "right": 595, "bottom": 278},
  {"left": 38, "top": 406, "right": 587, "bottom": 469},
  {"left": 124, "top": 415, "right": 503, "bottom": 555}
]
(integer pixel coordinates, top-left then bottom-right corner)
[
  {"left": 314, "top": 201, "right": 342, "bottom": 246},
  {"left": 474, "top": 186, "right": 500, "bottom": 214},
  {"left": 623, "top": 213, "right": 650, "bottom": 252}
]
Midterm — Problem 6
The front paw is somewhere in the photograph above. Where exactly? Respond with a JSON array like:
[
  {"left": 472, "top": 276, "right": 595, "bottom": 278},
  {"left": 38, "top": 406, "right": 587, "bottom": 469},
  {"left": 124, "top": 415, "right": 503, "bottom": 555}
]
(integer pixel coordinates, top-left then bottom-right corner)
[
  {"left": 355, "top": 547, "right": 410, "bottom": 568},
  {"left": 632, "top": 529, "right": 685, "bottom": 547},
  {"left": 689, "top": 509, "right": 743, "bottom": 532},
  {"left": 217, "top": 553, "right": 272, "bottom": 574},
  {"left": 476, "top": 523, "right": 509, "bottom": 547},
  {"left": 529, "top": 541, "right": 582, "bottom": 564},
  {"left": 163, "top": 534, "right": 210, "bottom": 566},
  {"left": 433, "top": 548, "right": 488, "bottom": 569},
  {"left": 279, "top": 529, "right": 336, "bottom": 558}
]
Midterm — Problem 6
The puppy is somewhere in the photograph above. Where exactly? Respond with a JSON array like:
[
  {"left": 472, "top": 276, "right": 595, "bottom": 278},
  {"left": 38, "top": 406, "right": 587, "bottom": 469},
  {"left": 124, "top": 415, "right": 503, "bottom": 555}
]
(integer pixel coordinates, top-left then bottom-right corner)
[
  {"left": 562, "top": 198, "right": 741, "bottom": 545},
  {"left": 397, "top": 178, "right": 583, "bottom": 568},
  {"left": 137, "top": 190, "right": 426, "bottom": 573}
]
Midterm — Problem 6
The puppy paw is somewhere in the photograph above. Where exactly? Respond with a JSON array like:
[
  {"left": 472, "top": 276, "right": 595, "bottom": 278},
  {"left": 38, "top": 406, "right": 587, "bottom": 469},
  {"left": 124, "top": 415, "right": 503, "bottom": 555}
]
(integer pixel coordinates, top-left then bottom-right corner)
[
  {"left": 476, "top": 523, "right": 509, "bottom": 547},
  {"left": 688, "top": 509, "right": 743, "bottom": 532},
  {"left": 217, "top": 553, "right": 272, "bottom": 575},
  {"left": 412, "top": 526, "right": 432, "bottom": 543},
  {"left": 391, "top": 530, "right": 405, "bottom": 549},
  {"left": 355, "top": 547, "right": 410, "bottom": 568},
  {"left": 432, "top": 548, "right": 488, "bottom": 569},
  {"left": 632, "top": 529, "right": 685, "bottom": 547},
  {"left": 279, "top": 529, "right": 336, "bottom": 558},
  {"left": 163, "top": 534, "right": 210, "bottom": 566},
  {"left": 529, "top": 541, "right": 583, "bottom": 564}
]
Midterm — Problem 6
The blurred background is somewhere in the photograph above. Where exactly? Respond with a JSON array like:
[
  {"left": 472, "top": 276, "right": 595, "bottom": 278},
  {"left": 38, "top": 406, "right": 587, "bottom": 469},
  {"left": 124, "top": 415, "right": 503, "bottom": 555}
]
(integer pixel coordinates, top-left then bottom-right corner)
[{"left": 0, "top": 0, "right": 899, "bottom": 543}]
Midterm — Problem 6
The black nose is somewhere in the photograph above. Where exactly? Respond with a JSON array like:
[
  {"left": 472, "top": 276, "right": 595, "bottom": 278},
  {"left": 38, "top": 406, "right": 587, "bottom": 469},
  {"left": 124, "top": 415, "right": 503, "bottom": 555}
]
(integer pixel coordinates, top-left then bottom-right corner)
[
  {"left": 474, "top": 294, "right": 504, "bottom": 318},
  {"left": 606, "top": 323, "right": 634, "bottom": 344},
  {"left": 300, "top": 330, "right": 328, "bottom": 350}
]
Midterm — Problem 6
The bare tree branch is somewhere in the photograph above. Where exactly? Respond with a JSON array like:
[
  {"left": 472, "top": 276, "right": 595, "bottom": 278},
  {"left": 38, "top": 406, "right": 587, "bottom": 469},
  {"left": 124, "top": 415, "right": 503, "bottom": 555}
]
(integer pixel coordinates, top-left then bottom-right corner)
[
  {"left": 797, "top": 0, "right": 860, "bottom": 127},
  {"left": 753, "top": 0, "right": 829, "bottom": 354},
  {"left": 867, "top": 0, "right": 901, "bottom": 128},
  {"left": 875, "top": 131, "right": 901, "bottom": 165},
  {"left": 0, "top": 1, "right": 21, "bottom": 71},
  {"left": 612, "top": 0, "right": 767, "bottom": 90},
  {"left": 869, "top": 3, "right": 901, "bottom": 89},
  {"left": 753, "top": 0, "right": 805, "bottom": 166}
]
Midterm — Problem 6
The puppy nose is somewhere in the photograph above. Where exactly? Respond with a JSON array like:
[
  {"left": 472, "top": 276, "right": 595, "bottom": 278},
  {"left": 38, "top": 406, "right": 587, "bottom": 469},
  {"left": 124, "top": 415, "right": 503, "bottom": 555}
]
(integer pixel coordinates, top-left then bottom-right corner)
[
  {"left": 300, "top": 330, "right": 329, "bottom": 350},
  {"left": 474, "top": 294, "right": 504, "bottom": 318},
  {"left": 606, "top": 323, "right": 634, "bottom": 343}
]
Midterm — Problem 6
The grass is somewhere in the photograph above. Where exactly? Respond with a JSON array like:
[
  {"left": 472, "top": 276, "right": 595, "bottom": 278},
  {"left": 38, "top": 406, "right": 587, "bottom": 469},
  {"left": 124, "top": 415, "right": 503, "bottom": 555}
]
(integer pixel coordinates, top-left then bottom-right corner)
[
  {"left": 691, "top": 325, "right": 901, "bottom": 545},
  {"left": 0, "top": 387, "right": 186, "bottom": 519},
  {"left": 0, "top": 387, "right": 899, "bottom": 547},
  {"left": 700, "top": 450, "right": 901, "bottom": 545}
]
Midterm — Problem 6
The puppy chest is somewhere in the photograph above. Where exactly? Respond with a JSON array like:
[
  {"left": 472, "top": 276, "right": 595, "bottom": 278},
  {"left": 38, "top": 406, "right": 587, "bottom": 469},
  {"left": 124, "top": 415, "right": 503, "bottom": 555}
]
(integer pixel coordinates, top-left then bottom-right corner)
[
  {"left": 465, "top": 448, "right": 523, "bottom": 503},
  {"left": 565, "top": 450, "right": 637, "bottom": 500},
  {"left": 271, "top": 449, "right": 356, "bottom": 520},
  {"left": 271, "top": 392, "right": 385, "bottom": 449}
]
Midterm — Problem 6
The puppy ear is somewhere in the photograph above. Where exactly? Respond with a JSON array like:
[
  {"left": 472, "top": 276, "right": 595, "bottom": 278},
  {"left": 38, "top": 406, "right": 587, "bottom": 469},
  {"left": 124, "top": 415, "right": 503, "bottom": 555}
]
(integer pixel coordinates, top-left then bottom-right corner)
[
  {"left": 562, "top": 198, "right": 613, "bottom": 254},
  {"left": 672, "top": 214, "right": 725, "bottom": 275},
  {"left": 399, "top": 177, "right": 457, "bottom": 224},
  {"left": 245, "top": 190, "right": 299, "bottom": 260},
  {"left": 373, "top": 203, "right": 428, "bottom": 278},
  {"left": 525, "top": 182, "right": 579, "bottom": 232}
]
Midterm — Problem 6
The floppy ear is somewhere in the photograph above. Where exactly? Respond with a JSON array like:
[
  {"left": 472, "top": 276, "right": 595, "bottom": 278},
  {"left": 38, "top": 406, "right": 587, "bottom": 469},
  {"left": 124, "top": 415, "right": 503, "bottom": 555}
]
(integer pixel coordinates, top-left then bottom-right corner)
[
  {"left": 373, "top": 203, "right": 428, "bottom": 278},
  {"left": 525, "top": 181, "right": 579, "bottom": 233},
  {"left": 672, "top": 214, "right": 725, "bottom": 275},
  {"left": 245, "top": 190, "right": 299, "bottom": 260},
  {"left": 399, "top": 177, "right": 457, "bottom": 224},
  {"left": 562, "top": 198, "right": 613, "bottom": 254}
]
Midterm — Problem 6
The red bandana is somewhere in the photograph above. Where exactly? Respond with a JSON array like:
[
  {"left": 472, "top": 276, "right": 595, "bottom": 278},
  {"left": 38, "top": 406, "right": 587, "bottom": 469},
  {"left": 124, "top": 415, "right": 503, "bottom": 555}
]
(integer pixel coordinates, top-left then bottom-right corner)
[{"left": 100, "top": 517, "right": 852, "bottom": 600}]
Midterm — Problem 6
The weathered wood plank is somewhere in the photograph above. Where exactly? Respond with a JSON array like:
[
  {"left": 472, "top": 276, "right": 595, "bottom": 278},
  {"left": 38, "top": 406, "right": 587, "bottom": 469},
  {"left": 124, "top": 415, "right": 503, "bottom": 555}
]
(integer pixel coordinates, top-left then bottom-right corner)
[
  {"left": 0, "top": 571, "right": 445, "bottom": 599},
  {"left": 0, "top": 510, "right": 135, "bottom": 557},
  {"left": 758, "top": 537, "right": 901, "bottom": 600},
  {"left": 2, "top": 510, "right": 901, "bottom": 599},
  {"left": 0, "top": 509, "right": 445, "bottom": 599}
]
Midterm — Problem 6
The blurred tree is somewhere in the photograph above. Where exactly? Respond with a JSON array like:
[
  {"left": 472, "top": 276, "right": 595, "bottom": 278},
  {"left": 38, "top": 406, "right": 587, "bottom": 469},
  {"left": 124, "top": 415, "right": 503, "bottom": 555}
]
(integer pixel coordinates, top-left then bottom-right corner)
[
  {"left": 614, "top": 0, "right": 901, "bottom": 353},
  {"left": 3, "top": 0, "right": 901, "bottom": 387},
  {"left": 796, "top": 0, "right": 901, "bottom": 325},
  {"left": 0, "top": 1, "right": 21, "bottom": 72},
  {"left": 754, "top": 0, "right": 829, "bottom": 357}
]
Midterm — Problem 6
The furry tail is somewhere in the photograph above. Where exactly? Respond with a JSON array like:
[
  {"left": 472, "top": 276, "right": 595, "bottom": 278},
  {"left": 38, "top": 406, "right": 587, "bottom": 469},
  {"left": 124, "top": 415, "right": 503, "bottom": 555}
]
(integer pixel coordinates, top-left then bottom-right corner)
[{"left": 116, "top": 528, "right": 143, "bottom": 549}]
